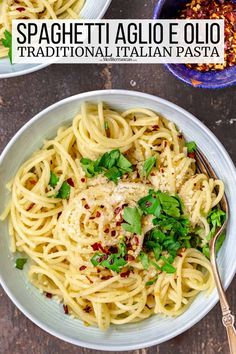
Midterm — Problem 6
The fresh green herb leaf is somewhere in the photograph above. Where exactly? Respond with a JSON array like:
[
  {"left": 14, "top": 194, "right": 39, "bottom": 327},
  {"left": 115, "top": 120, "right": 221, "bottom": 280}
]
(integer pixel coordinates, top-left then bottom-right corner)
[
  {"left": 80, "top": 158, "right": 103, "bottom": 178},
  {"left": 2, "top": 30, "right": 12, "bottom": 64},
  {"left": 143, "top": 156, "right": 156, "bottom": 177},
  {"left": 49, "top": 172, "right": 59, "bottom": 187},
  {"left": 138, "top": 190, "right": 182, "bottom": 218},
  {"left": 116, "top": 154, "right": 133, "bottom": 173},
  {"left": 122, "top": 207, "right": 143, "bottom": 235},
  {"left": 146, "top": 276, "right": 158, "bottom": 286},
  {"left": 80, "top": 149, "right": 133, "bottom": 182},
  {"left": 15, "top": 258, "right": 27, "bottom": 270},
  {"left": 161, "top": 263, "right": 176, "bottom": 273},
  {"left": 138, "top": 192, "right": 162, "bottom": 217},
  {"left": 57, "top": 181, "right": 71, "bottom": 199},
  {"left": 139, "top": 251, "right": 149, "bottom": 270},
  {"left": 104, "top": 121, "right": 109, "bottom": 130},
  {"left": 185, "top": 141, "right": 197, "bottom": 153},
  {"left": 206, "top": 208, "right": 226, "bottom": 241},
  {"left": 158, "top": 192, "right": 181, "bottom": 218}
]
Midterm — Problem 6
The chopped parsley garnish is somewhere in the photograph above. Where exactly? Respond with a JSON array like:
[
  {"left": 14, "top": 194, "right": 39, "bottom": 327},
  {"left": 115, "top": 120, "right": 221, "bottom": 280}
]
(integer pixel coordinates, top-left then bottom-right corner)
[
  {"left": 90, "top": 242, "right": 127, "bottom": 273},
  {"left": 138, "top": 190, "right": 182, "bottom": 218},
  {"left": 49, "top": 172, "right": 71, "bottom": 199},
  {"left": 143, "top": 156, "right": 157, "bottom": 177},
  {"left": 202, "top": 208, "right": 226, "bottom": 258},
  {"left": 122, "top": 206, "right": 143, "bottom": 235},
  {"left": 185, "top": 141, "right": 197, "bottom": 153},
  {"left": 15, "top": 258, "right": 27, "bottom": 270},
  {"left": 146, "top": 276, "right": 158, "bottom": 286},
  {"left": 138, "top": 190, "right": 190, "bottom": 274},
  {"left": 104, "top": 121, "right": 109, "bottom": 130},
  {"left": 2, "top": 30, "right": 12, "bottom": 64},
  {"left": 139, "top": 251, "right": 149, "bottom": 270},
  {"left": 80, "top": 149, "right": 133, "bottom": 183}
]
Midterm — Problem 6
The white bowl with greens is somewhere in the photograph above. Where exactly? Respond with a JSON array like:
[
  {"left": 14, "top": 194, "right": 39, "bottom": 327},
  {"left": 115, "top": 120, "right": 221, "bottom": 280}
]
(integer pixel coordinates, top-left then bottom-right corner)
[
  {"left": 0, "top": 0, "right": 111, "bottom": 79},
  {"left": 0, "top": 90, "right": 236, "bottom": 350}
]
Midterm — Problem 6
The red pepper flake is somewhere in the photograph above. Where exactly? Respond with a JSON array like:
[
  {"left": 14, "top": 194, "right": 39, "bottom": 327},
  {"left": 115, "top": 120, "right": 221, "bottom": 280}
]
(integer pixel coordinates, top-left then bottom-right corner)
[
  {"left": 100, "top": 205, "right": 104, "bottom": 208},
  {"left": 116, "top": 221, "right": 122, "bottom": 227},
  {"left": 111, "top": 230, "right": 116, "bottom": 237},
  {"left": 120, "top": 270, "right": 130, "bottom": 278},
  {"left": 150, "top": 172, "right": 155, "bottom": 176},
  {"left": 108, "top": 246, "right": 118, "bottom": 254},
  {"left": 101, "top": 275, "right": 113, "bottom": 280},
  {"left": 134, "top": 236, "right": 139, "bottom": 245},
  {"left": 84, "top": 204, "right": 90, "bottom": 209},
  {"left": 16, "top": 7, "right": 25, "bottom": 12},
  {"left": 114, "top": 206, "right": 122, "bottom": 215},
  {"left": 91, "top": 242, "right": 107, "bottom": 254},
  {"left": 127, "top": 255, "right": 135, "bottom": 262},
  {"left": 96, "top": 211, "right": 101, "bottom": 218},
  {"left": 152, "top": 125, "right": 159, "bottom": 131},
  {"left": 29, "top": 179, "right": 37, "bottom": 185},
  {"left": 81, "top": 178, "right": 86, "bottom": 183},
  {"left": 188, "top": 152, "right": 196, "bottom": 159},
  {"left": 104, "top": 228, "right": 110, "bottom": 234},
  {"left": 79, "top": 265, "right": 87, "bottom": 271},
  {"left": 67, "top": 178, "right": 74, "bottom": 187},
  {"left": 45, "top": 292, "right": 52, "bottom": 299},
  {"left": 83, "top": 305, "right": 92, "bottom": 313},
  {"left": 63, "top": 304, "right": 69, "bottom": 315}
]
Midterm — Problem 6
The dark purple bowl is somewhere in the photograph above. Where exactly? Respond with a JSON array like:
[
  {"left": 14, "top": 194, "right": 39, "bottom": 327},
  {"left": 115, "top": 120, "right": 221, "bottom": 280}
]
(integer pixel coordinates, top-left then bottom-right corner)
[{"left": 153, "top": 0, "right": 236, "bottom": 89}]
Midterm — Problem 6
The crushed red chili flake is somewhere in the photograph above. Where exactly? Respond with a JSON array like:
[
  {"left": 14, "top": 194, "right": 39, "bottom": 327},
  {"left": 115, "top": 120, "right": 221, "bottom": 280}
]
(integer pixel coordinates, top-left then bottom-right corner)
[
  {"left": 104, "top": 228, "right": 110, "bottom": 233},
  {"left": 67, "top": 178, "right": 74, "bottom": 187},
  {"left": 108, "top": 246, "right": 118, "bottom": 253},
  {"left": 81, "top": 178, "right": 86, "bottom": 183},
  {"left": 188, "top": 152, "right": 196, "bottom": 159},
  {"left": 120, "top": 270, "right": 131, "bottom": 278},
  {"left": 29, "top": 179, "right": 37, "bottom": 185},
  {"left": 114, "top": 206, "right": 122, "bottom": 215},
  {"left": 84, "top": 204, "right": 90, "bottom": 209},
  {"left": 16, "top": 7, "right": 25, "bottom": 12},
  {"left": 150, "top": 172, "right": 155, "bottom": 176},
  {"left": 79, "top": 265, "right": 87, "bottom": 271},
  {"left": 101, "top": 275, "right": 113, "bottom": 280},
  {"left": 84, "top": 305, "right": 92, "bottom": 313},
  {"left": 111, "top": 230, "right": 116, "bottom": 237},
  {"left": 179, "top": 0, "right": 236, "bottom": 71},
  {"left": 125, "top": 254, "right": 135, "bottom": 262},
  {"left": 134, "top": 236, "right": 139, "bottom": 245},
  {"left": 116, "top": 221, "right": 122, "bottom": 227},
  {"left": 63, "top": 304, "right": 69, "bottom": 315},
  {"left": 45, "top": 292, "right": 52, "bottom": 299},
  {"left": 96, "top": 211, "right": 101, "bottom": 218},
  {"left": 152, "top": 125, "right": 159, "bottom": 131}
]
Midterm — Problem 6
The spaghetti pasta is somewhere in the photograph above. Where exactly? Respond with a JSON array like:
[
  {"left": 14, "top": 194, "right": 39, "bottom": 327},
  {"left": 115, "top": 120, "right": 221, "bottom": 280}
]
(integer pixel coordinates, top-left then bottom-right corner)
[
  {"left": 0, "top": 0, "right": 85, "bottom": 58},
  {"left": 1, "top": 102, "right": 225, "bottom": 330}
]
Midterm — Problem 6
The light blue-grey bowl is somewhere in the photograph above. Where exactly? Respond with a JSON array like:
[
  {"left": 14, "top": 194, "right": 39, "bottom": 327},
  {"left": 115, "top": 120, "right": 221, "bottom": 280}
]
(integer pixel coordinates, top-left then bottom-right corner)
[{"left": 0, "top": 90, "right": 236, "bottom": 350}]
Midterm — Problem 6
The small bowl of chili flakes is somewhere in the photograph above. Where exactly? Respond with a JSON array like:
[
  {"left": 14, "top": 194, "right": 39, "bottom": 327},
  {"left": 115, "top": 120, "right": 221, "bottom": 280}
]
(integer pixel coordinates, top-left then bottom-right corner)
[{"left": 153, "top": 0, "right": 236, "bottom": 89}]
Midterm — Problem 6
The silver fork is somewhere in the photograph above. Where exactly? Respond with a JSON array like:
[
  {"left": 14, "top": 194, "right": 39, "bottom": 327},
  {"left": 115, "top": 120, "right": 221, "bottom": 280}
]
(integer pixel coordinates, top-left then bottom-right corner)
[{"left": 195, "top": 149, "right": 236, "bottom": 354}]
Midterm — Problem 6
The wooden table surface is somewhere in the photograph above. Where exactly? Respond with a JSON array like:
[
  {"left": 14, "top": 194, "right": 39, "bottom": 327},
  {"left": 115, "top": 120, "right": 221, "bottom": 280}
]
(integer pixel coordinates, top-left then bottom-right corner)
[{"left": 0, "top": 1, "right": 235, "bottom": 353}]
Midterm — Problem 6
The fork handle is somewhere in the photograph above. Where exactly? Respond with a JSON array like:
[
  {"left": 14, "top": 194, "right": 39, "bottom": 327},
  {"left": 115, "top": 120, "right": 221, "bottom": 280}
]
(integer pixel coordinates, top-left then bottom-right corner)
[
  {"left": 210, "top": 239, "right": 236, "bottom": 354},
  {"left": 222, "top": 311, "right": 236, "bottom": 354}
]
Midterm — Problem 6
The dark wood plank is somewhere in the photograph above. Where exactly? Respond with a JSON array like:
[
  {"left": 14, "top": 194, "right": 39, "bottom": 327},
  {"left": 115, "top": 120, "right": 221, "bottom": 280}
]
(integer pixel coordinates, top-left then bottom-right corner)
[{"left": 0, "top": 1, "right": 235, "bottom": 353}]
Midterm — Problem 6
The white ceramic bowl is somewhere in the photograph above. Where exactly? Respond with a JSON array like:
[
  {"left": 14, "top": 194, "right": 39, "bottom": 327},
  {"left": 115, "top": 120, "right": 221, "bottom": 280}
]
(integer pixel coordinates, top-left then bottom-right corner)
[
  {"left": 0, "top": 90, "right": 235, "bottom": 351},
  {"left": 0, "top": 0, "right": 112, "bottom": 79}
]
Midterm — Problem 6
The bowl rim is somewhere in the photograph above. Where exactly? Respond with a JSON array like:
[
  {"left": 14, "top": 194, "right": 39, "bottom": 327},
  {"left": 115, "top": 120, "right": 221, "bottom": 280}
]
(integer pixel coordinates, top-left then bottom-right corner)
[
  {"left": 152, "top": 0, "right": 236, "bottom": 89},
  {"left": 0, "top": 0, "right": 112, "bottom": 79},
  {"left": 0, "top": 89, "right": 236, "bottom": 351}
]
